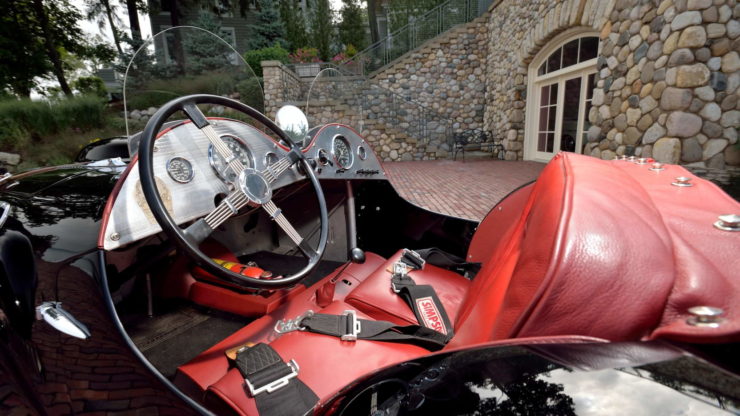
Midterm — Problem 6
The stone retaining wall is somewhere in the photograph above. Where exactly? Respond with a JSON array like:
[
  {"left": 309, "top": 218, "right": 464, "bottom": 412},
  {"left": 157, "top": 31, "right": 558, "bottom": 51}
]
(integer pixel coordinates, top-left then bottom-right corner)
[
  {"left": 371, "top": 15, "right": 490, "bottom": 134},
  {"left": 482, "top": 0, "right": 738, "bottom": 166}
]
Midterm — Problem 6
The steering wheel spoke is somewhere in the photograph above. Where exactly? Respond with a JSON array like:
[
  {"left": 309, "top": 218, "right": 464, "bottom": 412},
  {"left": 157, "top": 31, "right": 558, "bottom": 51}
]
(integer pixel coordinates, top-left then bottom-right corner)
[
  {"left": 262, "top": 200, "right": 317, "bottom": 259},
  {"left": 262, "top": 150, "right": 301, "bottom": 184},
  {"left": 181, "top": 102, "right": 245, "bottom": 177}
]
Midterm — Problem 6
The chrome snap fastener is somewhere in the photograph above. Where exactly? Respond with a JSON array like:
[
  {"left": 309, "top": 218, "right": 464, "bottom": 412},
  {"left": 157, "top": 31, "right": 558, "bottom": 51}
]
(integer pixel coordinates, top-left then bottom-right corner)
[
  {"left": 687, "top": 306, "right": 724, "bottom": 328},
  {"left": 649, "top": 162, "right": 664, "bottom": 171},
  {"left": 671, "top": 176, "right": 693, "bottom": 187},
  {"left": 713, "top": 214, "right": 740, "bottom": 232}
]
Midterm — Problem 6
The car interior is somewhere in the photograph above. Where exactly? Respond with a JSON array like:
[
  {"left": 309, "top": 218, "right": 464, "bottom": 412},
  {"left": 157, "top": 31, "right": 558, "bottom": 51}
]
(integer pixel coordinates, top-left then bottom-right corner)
[{"left": 100, "top": 104, "right": 739, "bottom": 415}]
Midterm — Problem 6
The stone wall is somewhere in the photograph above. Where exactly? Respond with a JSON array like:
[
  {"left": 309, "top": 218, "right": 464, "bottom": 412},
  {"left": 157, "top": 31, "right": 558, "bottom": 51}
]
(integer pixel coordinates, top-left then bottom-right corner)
[
  {"left": 483, "top": 0, "right": 614, "bottom": 160},
  {"left": 590, "top": 0, "right": 739, "bottom": 168},
  {"left": 371, "top": 15, "right": 490, "bottom": 134},
  {"left": 482, "top": 0, "right": 739, "bottom": 166}
]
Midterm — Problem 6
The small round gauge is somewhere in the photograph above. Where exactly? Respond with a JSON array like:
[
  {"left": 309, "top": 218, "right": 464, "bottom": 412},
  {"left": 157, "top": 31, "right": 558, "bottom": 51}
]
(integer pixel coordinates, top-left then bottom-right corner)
[
  {"left": 332, "top": 135, "right": 353, "bottom": 169},
  {"left": 166, "top": 157, "right": 194, "bottom": 183},
  {"left": 209, "top": 135, "right": 253, "bottom": 183},
  {"left": 317, "top": 149, "right": 330, "bottom": 165},
  {"left": 357, "top": 145, "right": 367, "bottom": 160},
  {"left": 264, "top": 152, "right": 279, "bottom": 167}
]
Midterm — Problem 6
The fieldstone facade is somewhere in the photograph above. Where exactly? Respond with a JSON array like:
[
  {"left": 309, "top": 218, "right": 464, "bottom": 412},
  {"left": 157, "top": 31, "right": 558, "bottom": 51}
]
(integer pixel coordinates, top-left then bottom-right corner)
[
  {"left": 483, "top": 0, "right": 738, "bottom": 166},
  {"left": 371, "top": 15, "right": 490, "bottom": 134},
  {"left": 263, "top": 0, "right": 739, "bottom": 166}
]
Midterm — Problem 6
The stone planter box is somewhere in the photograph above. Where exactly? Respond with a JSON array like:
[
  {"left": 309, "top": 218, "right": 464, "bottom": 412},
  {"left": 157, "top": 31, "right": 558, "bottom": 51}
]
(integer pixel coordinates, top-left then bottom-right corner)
[{"left": 295, "top": 63, "right": 321, "bottom": 77}]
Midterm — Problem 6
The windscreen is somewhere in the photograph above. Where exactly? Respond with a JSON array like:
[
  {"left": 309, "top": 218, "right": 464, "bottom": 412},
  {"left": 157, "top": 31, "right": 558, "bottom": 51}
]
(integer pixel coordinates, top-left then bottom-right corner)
[{"left": 123, "top": 26, "right": 264, "bottom": 155}]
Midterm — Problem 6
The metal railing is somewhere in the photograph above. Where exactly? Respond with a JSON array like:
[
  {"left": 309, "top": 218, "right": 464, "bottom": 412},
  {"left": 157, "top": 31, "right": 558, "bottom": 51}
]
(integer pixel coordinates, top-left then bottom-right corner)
[{"left": 339, "top": 0, "right": 494, "bottom": 76}]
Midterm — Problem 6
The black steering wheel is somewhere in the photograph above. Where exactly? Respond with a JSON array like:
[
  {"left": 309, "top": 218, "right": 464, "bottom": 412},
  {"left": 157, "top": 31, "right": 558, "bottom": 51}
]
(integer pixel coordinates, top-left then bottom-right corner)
[{"left": 138, "top": 94, "right": 328, "bottom": 289}]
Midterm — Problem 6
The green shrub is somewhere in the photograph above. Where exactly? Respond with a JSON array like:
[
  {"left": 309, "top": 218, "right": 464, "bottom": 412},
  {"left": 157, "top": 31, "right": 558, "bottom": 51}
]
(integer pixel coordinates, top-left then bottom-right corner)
[
  {"left": 244, "top": 44, "right": 290, "bottom": 77},
  {"left": 0, "top": 117, "right": 30, "bottom": 151},
  {"left": 56, "top": 95, "right": 106, "bottom": 130},
  {"left": 73, "top": 76, "right": 108, "bottom": 98}
]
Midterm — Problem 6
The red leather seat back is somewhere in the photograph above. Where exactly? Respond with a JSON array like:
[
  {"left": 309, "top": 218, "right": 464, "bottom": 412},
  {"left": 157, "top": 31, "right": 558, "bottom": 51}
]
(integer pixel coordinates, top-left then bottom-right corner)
[{"left": 450, "top": 153, "right": 737, "bottom": 347}]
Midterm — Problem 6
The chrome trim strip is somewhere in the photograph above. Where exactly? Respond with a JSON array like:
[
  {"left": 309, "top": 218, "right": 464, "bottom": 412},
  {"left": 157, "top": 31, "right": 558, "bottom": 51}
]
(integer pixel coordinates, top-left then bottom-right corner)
[{"left": 0, "top": 201, "right": 10, "bottom": 229}]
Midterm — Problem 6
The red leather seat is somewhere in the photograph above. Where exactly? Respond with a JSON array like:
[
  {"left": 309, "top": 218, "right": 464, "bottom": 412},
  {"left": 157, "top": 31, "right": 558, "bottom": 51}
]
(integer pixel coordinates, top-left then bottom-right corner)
[{"left": 180, "top": 152, "right": 740, "bottom": 415}]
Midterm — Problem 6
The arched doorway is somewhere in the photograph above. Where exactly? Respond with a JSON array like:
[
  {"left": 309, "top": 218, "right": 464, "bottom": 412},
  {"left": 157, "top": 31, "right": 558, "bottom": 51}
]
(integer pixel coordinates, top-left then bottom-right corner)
[{"left": 524, "top": 31, "right": 599, "bottom": 162}]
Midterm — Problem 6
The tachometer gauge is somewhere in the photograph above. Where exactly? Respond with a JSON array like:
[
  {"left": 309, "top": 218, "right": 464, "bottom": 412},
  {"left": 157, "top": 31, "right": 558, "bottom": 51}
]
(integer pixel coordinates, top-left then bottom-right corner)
[
  {"left": 166, "top": 157, "right": 194, "bottom": 183},
  {"left": 332, "top": 135, "right": 353, "bottom": 169},
  {"left": 209, "top": 134, "right": 253, "bottom": 183}
]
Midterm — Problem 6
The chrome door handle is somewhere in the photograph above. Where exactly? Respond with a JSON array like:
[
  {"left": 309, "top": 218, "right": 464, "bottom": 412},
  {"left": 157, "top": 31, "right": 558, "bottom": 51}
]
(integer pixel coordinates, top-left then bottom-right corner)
[{"left": 36, "top": 302, "right": 91, "bottom": 339}]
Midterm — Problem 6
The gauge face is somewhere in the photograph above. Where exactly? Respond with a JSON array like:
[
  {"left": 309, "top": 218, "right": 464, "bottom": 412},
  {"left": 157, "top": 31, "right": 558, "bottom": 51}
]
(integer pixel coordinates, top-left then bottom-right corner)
[
  {"left": 264, "top": 152, "right": 279, "bottom": 166},
  {"left": 209, "top": 135, "right": 253, "bottom": 183},
  {"left": 332, "top": 135, "right": 353, "bottom": 169},
  {"left": 166, "top": 157, "right": 194, "bottom": 183},
  {"left": 357, "top": 146, "right": 367, "bottom": 160}
]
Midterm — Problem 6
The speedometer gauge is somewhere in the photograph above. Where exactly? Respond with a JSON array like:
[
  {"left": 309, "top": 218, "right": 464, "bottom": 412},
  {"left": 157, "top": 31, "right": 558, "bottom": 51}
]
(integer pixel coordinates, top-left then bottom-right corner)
[
  {"left": 209, "top": 134, "right": 253, "bottom": 183},
  {"left": 332, "top": 135, "right": 353, "bottom": 169},
  {"left": 166, "top": 157, "right": 194, "bottom": 183}
]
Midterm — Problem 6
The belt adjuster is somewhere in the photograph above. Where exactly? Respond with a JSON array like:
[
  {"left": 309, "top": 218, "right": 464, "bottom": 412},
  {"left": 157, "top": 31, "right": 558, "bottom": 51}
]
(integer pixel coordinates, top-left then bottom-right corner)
[
  {"left": 401, "top": 248, "right": 425, "bottom": 270},
  {"left": 274, "top": 310, "right": 314, "bottom": 334},
  {"left": 341, "top": 310, "right": 361, "bottom": 341},
  {"left": 245, "top": 359, "right": 300, "bottom": 396}
]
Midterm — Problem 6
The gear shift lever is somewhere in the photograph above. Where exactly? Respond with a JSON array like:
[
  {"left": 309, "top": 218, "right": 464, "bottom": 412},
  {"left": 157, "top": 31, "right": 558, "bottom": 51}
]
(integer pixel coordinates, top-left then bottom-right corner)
[{"left": 316, "top": 248, "right": 366, "bottom": 307}]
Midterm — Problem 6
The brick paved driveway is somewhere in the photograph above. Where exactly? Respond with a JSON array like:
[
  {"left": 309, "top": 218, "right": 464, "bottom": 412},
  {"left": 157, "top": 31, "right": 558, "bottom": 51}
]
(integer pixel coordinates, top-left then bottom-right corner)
[{"left": 382, "top": 160, "right": 545, "bottom": 222}]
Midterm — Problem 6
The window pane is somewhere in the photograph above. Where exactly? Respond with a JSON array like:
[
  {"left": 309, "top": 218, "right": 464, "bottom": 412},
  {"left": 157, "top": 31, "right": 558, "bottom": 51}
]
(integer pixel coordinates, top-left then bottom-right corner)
[
  {"left": 538, "top": 62, "right": 547, "bottom": 76},
  {"left": 538, "top": 132, "right": 548, "bottom": 152},
  {"left": 540, "top": 84, "right": 550, "bottom": 106},
  {"left": 548, "top": 106, "right": 557, "bottom": 131},
  {"left": 539, "top": 105, "right": 549, "bottom": 131},
  {"left": 562, "top": 39, "right": 579, "bottom": 68},
  {"left": 560, "top": 77, "right": 582, "bottom": 152},
  {"left": 547, "top": 48, "right": 562, "bottom": 73},
  {"left": 579, "top": 37, "right": 598, "bottom": 61},
  {"left": 547, "top": 132, "right": 554, "bottom": 153},
  {"left": 550, "top": 83, "right": 558, "bottom": 105}
]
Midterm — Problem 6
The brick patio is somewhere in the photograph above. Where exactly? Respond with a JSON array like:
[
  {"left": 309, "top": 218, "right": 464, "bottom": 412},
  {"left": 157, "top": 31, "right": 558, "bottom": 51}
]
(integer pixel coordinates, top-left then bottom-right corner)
[{"left": 382, "top": 160, "right": 545, "bottom": 222}]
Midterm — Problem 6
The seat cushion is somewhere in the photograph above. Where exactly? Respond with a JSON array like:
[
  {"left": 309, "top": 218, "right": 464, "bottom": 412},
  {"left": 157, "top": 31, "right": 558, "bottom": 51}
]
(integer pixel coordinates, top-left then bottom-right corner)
[
  {"left": 205, "top": 301, "right": 430, "bottom": 416},
  {"left": 345, "top": 250, "right": 470, "bottom": 328}
]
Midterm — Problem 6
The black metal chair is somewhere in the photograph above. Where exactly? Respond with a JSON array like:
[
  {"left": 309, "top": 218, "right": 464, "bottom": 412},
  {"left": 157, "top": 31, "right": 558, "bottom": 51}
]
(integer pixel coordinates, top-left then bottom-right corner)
[{"left": 452, "top": 129, "right": 504, "bottom": 162}]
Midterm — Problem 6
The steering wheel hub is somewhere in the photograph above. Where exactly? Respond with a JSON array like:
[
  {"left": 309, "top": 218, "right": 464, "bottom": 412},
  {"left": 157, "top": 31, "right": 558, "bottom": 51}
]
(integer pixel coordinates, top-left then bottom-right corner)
[{"left": 239, "top": 168, "right": 272, "bottom": 205}]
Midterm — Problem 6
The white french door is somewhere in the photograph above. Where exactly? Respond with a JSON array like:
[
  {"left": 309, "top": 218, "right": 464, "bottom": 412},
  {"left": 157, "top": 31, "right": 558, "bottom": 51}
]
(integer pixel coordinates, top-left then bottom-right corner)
[{"left": 532, "top": 71, "right": 596, "bottom": 161}]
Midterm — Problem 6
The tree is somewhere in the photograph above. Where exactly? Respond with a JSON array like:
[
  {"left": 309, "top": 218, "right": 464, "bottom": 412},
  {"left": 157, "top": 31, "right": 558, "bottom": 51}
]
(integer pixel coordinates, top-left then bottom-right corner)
[
  {"left": 85, "top": 0, "right": 124, "bottom": 55},
  {"left": 32, "top": 0, "right": 87, "bottom": 97},
  {"left": 337, "top": 0, "right": 366, "bottom": 51},
  {"left": 247, "top": 0, "right": 286, "bottom": 50},
  {"left": 309, "top": 0, "right": 334, "bottom": 61},
  {"left": 123, "top": 0, "right": 147, "bottom": 47},
  {"left": 279, "top": 0, "right": 308, "bottom": 51},
  {"left": 0, "top": 0, "right": 49, "bottom": 97},
  {"left": 366, "top": 0, "right": 379, "bottom": 44},
  {"left": 185, "top": 12, "right": 235, "bottom": 74}
]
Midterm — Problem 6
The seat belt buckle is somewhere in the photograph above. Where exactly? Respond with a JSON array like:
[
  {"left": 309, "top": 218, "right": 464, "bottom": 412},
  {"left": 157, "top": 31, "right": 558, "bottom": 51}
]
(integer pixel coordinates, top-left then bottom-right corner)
[
  {"left": 274, "top": 310, "right": 314, "bottom": 335},
  {"left": 341, "top": 310, "right": 361, "bottom": 341},
  {"left": 401, "top": 249, "right": 425, "bottom": 270},
  {"left": 245, "top": 359, "right": 300, "bottom": 396}
]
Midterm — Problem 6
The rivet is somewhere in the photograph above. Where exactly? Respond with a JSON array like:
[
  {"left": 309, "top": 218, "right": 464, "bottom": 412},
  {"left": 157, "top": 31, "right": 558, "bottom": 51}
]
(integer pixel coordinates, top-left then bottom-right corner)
[
  {"left": 713, "top": 214, "right": 740, "bottom": 232},
  {"left": 687, "top": 306, "right": 724, "bottom": 328},
  {"left": 636, "top": 157, "right": 648, "bottom": 165},
  {"left": 671, "top": 176, "right": 693, "bottom": 187},
  {"left": 110, "top": 233, "right": 120, "bottom": 241},
  {"left": 649, "top": 162, "right": 665, "bottom": 172}
]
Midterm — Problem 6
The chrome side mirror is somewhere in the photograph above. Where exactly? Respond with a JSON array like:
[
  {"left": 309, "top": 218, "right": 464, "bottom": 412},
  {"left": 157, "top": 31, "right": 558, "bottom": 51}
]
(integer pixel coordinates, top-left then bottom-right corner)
[
  {"left": 275, "top": 105, "right": 309, "bottom": 145},
  {"left": 36, "top": 302, "right": 90, "bottom": 339}
]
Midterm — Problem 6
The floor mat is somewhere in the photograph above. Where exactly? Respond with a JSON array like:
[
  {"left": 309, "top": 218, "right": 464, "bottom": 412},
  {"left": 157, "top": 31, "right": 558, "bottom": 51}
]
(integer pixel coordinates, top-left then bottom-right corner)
[
  {"left": 242, "top": 251, "right": 344, "bottom": 288},
  {"left": 126, "top": 305, "right": 250, "bottom": 378}
]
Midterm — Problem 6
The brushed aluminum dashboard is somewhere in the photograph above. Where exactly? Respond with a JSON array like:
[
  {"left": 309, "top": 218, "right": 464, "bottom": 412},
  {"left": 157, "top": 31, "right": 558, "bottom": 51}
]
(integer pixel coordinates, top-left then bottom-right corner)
[{"left": 102, "top": 119, "right": 385, "bottom": 250}]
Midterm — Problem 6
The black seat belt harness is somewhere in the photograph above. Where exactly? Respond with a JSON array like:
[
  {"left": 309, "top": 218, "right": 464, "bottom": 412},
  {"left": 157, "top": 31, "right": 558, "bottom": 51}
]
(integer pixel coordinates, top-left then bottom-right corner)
[
  {"left": 234, "top": 343, "right": 318, "bottom": 415},
  {"left": 391, "top": 249, "right": 455, "bottom": 341}
]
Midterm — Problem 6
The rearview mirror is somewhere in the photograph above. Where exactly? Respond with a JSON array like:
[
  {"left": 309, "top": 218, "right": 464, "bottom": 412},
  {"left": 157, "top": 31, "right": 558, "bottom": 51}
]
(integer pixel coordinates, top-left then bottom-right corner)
[{"left": 275, "top": 105, "right": 309, "bottom": 145}]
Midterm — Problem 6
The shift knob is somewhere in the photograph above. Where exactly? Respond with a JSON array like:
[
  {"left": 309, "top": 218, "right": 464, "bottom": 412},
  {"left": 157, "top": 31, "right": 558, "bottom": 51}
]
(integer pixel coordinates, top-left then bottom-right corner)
[{"left": 350, "top": 248, "right": 366, "bottom": 264}]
